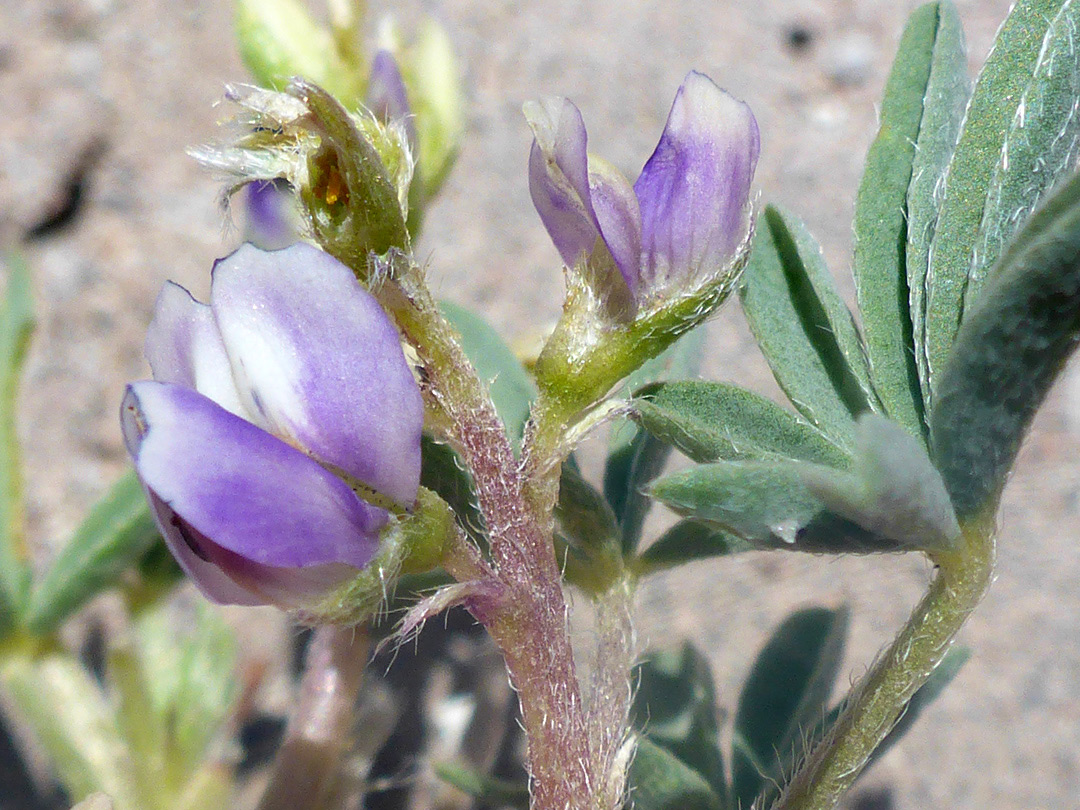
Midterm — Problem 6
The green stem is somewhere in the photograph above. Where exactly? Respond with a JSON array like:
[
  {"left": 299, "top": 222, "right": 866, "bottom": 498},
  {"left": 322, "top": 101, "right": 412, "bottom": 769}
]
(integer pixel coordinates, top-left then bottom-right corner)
[
  {"left": 769, "top": 517, "right": 996, "bottom": 810},
  {"left": 0, "top": 250, "right": 35, "bottom": 627},
  {"left": 521, "top": 391, "right": 579, "bottom": 523},
  {"left": 0, "top": 649, "right": 141, "bottom": 809}
]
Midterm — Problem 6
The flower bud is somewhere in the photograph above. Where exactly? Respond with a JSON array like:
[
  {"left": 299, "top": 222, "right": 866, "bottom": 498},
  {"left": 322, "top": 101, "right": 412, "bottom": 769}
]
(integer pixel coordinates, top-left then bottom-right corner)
[
  {"left": 399, "top": 19, "right": 466, "bottom": 202},
  {"left": 231, "top": 0, "right": 462, "bottom": 236},
  {"left": 528, "top": 71, "right": 759, "bottom": 319},
  {"left": 367, "top": 49, "right": 416, "bottom": 147},
  {"left": 191, "top": 81, "right": 412, "bottom": 272},
  {"left": 528, "top": 72, "right": 759, "bottom": 414},
  {"left": 368, "top": 18, "right": 465, "bottom": 215},
  {"left": 235, "top": 0, "right": 364, "bottom": 107}
]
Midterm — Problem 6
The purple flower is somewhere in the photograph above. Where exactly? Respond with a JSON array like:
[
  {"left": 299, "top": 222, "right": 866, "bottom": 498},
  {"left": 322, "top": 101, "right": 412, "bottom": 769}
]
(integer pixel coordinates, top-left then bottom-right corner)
[
  {"left": 367, "top": 49, "right": 416, "bottom": 148},
  {"left": 527, "top": 71, "right": 759, "bottom": 311},
  {"left": 243, "top": 179, "right": 298, "bottom": 250},
  {"left": 121, "top": 243, "right": 423, "bottom": 608}
]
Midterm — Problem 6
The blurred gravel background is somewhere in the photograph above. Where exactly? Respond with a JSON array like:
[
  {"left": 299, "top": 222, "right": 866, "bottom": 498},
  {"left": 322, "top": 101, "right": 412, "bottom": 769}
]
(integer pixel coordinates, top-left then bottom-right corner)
[{"left": 2, "top": 0, "right": 1077, "bottom": 807}]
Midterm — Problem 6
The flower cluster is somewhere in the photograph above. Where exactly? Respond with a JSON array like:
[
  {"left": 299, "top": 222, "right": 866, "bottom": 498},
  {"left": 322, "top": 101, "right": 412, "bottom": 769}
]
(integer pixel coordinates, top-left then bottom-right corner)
[{"left": 129, "top": 71, "right": 761, "bottom": 617}]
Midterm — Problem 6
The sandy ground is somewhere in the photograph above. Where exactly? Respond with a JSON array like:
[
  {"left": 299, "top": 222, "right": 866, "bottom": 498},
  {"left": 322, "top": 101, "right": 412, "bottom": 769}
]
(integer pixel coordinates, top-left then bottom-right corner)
[{"left": 3, "top": 0, "right": 1078, "bottom": 807}]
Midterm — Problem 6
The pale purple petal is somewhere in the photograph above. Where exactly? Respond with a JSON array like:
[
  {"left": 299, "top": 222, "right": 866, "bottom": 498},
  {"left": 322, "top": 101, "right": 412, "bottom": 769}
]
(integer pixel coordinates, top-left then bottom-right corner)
[
  {"left": 587, "top": 156, "right": 642, "bottom": 297},
  {"left": 634, "top": 71, "right": 760, "bottom": 292},
  {"left": 526, "top": 97, "right": 602, "bottom": 269},
  {"left": 244, "top": 180, "right": 298, "bottom": 250},
  {"left": 123, "top": 382, "right": 385, "bottom": 576},
  {"left": 143, "top": 486, "right": 263, "bottom": 605},
  {"left": 146, "top": 485, "right": 359, "bottom": 607},
  {"left": 367, "top": 50, "right": 416, "bottom": 147},
  {"left": 209, "top": 243, "right": 423, "bottom": 506},
  {"left": 204, "top": 552, "right": 358, "bottom": 607},
  {"left": 156, "top": 504, "right": 358, "bottom": 607},
  {"left": 144, "top": 282, "right": 247, "bottom": 419}
]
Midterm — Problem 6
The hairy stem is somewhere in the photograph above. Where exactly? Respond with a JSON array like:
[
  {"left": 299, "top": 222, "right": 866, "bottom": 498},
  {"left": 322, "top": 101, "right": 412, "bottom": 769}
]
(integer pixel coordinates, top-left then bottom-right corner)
[
  {"left": 584, "top": 580, "right": 637, "bottom": 810},
  {"left": 255, "top": 625, "right": 370, "bottom": 810},
  {"left": 377, "top": 267, "right": 594, "bottom": 810},
  {"left": 380, "top": 273, "right": 558, "bottom": 580},
  {"left": 769, "top": 518, "right": 996, "bottom": 810},
  {"left": 520, "top": 392, "right": 638, "bottom": 810}
]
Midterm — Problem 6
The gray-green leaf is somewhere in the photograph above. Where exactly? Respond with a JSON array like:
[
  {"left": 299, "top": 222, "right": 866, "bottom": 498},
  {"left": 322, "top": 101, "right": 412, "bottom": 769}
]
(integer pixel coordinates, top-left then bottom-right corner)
[
  {"left": 853, "top": 2, "right": 944, "bottom": 438},
  {"left": 433, "top": 762, "right": 529, "bottom": 808},
  {"left": 797, "top": 645, "right": 970, "bottom": 781},
  {"left": 650, "top": 461, "right": 903, "bottom": 554},
  {"left": 172, "top": 605, "right": 239, "bottom": 765},
  {"left": 800, "top": 414, "right": 959, "bottom": 553},
  {"left": 740, "top": 206, "right": 874, "bottom": 449},
  {"left": 634, "top": 520, "right": 752, "bottom": 576},
  {"left": 626, "top": 737, "right": 724, "bottom": 810},
  {"left": 556, "top": 461, "right": 620, "bottom": 560},
  {"left": 632, "top": 380, "right": 850, "bottom": 468},
  {"left": 605, "top": 327, "right": 708, "bottom": 552},
  {"left": 605, "top": 430, "right": 671, "bottom": 555},
  {"left": 107, "top": 643, "right": 168, "bottom": 809},
  {"left": 906, "top": 1, "right": 970, "bottom": 416},
  {"left": 651, "top": 417, "right": 958, "bottom": 555},
  {"left": 0, "top": 653, "right": 139, "bottom": 809},
  {"left": 924, "top": 0, "right": 1069, "bottom": 395},
  {"left": 931, "top": 168, "right": 1080, "bottom": 518},
  {"left": 0, "top": 252, "right": 35, "bottom": 626},
  {"left": 631, "top": 643, "right": 727, "bottom": 803},
  {"left": 26, "top": 472, "right": 159, "bottom": 636},
  {"left": 965, "top": 0, "right": 1080, "bottom": 309},
  {"left": 421, "top": 435, "right": 486, "bottom": 542},
  {"left": 135, "top": 601, "right": 239, "bottom": 770}
]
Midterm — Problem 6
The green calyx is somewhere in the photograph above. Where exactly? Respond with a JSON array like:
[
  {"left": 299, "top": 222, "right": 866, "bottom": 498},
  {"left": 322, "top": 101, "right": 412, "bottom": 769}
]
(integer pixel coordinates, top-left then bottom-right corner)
[
  {"left": 293, "top": 80, "right": 412, "bottom": 270},
  {"left": 535, "top": 254, "right": 748, "bottom": 422},
  {"left": 297, "top": 486, "right": 458, "bottom": 625},
  {"left": 395, "top": 487, "right": 459, "bottom": 575}
]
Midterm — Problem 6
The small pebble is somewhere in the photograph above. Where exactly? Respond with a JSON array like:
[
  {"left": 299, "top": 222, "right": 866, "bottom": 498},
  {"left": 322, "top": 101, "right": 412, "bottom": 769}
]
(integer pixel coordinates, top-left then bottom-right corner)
[
  {"left": 786, "top": 26, "right": 813, "bottom": 53},
  {"left": 827, "top": 32, "right": 875, "bottom": 86}
]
